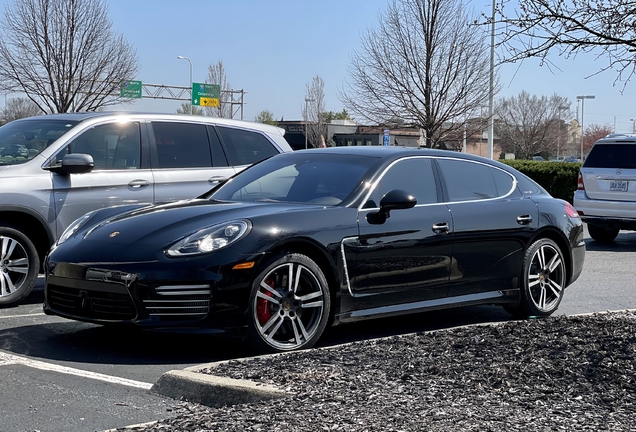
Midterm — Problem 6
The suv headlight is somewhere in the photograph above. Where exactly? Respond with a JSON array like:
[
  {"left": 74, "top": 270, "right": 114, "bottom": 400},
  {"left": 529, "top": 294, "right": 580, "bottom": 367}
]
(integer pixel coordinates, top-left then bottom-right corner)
[
  {"left": 166, "top": 220, "right": 251, "bottom": 257},
  {"left": 57, "top": 211, "right": 96, "bottom": 245}
]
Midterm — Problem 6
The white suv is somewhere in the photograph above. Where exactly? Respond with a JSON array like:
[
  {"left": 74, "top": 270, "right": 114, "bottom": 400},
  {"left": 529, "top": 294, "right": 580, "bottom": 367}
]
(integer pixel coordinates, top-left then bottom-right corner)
[
  {"left": 574, "top": 133, "right": 636, "bottom": 242},
  {"left": 0, "top": 112, "right": 292, "bottom": 306}
]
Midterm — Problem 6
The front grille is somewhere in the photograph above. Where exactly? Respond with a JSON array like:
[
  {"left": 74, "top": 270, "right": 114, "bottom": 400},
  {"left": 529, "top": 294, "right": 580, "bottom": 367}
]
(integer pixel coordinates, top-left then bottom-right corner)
[
  {"left": 47, "top": 283, "right": 136, "bottom": 320},
  {"left": 143, "top": 285, "right": 211, "bottom": 322}
]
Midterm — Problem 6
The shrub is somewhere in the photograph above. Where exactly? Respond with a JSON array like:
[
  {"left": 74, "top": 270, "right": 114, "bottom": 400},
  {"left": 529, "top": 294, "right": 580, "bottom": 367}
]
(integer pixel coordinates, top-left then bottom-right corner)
[{"left": 500, "top": 160, "right": 581, "bottom": 203}]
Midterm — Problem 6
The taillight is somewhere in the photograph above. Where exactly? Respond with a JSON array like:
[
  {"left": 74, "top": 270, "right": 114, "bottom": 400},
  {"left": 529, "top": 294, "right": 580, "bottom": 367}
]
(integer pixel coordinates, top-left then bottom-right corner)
[
  {"left": 565, "top": 202, "right": 579, "bottom": 218},
  {"left": 577, "top": 172, "right": 584, "bottom": 190}
]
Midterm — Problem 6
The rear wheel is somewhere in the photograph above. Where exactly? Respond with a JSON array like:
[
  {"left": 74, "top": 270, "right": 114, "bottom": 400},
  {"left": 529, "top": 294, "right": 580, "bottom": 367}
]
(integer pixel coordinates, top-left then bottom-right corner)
[
  {"left": 247, "top": 253, "right": 330, "bottom": 353},
  {"left": 587, "top": 224, "right": 619, "bottom": 243},
  {"left": 0, "top": 226, "right": 39, "bottom": 307},
  {"left": 507, "top": 238, "right": 566, "bottom": 318}
]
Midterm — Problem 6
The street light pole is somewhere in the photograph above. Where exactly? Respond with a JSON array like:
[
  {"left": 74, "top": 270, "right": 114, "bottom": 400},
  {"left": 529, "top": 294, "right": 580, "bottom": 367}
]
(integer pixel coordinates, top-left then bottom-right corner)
[
  {"left": 177, "top": 56, "right": 193, "bottom": 114},
  {"left": 576, "top": 95, "right": 595, "bottom": 160},
  {"left": 557, "top": 105, "right": 568, "bottom": 158},
  {"left": 304, "top": 98, "right": 314, "bottom": 149}
]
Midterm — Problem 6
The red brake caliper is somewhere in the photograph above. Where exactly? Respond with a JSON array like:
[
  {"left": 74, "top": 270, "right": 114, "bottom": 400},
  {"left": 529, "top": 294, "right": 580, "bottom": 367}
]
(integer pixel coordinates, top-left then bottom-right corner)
[{"left": 256, "top": 277, "right": 274, "bottom": 325}]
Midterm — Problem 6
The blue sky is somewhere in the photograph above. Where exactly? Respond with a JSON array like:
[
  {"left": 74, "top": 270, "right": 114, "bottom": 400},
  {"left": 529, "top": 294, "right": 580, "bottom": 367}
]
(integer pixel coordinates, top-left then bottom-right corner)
[{"left": 3, "top": 0, "right": 635, "bottom": 132}]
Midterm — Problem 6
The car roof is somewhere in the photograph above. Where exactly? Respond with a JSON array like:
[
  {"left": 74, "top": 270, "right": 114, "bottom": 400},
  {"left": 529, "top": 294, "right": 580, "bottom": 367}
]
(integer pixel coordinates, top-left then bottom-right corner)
[
  {"left": 13, "top": 111, "right": 285, "bottom": 135},
  {"left": 595, "top": 133, "right": 636, "bottom": 144},
  {"left": 296, "top": 146, "right": 503, "bottom": 164}
]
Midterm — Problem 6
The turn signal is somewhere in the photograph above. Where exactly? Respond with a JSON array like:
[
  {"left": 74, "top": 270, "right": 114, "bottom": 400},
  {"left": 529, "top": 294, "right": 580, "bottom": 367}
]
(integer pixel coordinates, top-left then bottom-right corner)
[{"left": 233, "top": 262, "right": 255, "bottom": 270}]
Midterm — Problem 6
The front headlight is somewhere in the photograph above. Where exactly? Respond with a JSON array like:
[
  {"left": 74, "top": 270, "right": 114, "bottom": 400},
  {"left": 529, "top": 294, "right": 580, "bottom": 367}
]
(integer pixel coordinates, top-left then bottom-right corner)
[
  {"left": 57, "top": 211, "right": 96, "bottom": 245},
  {"left": 166, "top": 220, "right": 251, "bottom": 257}
]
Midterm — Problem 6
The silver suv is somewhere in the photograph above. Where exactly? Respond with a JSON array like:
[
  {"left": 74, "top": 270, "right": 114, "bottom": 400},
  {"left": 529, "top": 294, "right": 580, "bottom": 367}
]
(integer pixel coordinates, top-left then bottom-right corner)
[
  {"left": 574, "top": 133, "right": 636, "bottom": 242},
  {"left": 0, "top": 112, "right": 292, "bottom": 306}
]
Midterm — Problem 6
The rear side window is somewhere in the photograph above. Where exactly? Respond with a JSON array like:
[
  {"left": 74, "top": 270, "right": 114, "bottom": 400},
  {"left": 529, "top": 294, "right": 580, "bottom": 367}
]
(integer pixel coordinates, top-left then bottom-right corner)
[
  {"left": 152, "top": 122, "right": 212, "bottom": 169},
  {"left": 217, "top": 126, "right": 279, "bottom": 166},
  {"left": 584, "top": 143, "right": 636, "bottom": 169},
  {"left": 437, "top": 159, "right": 498, "bottom": 202}
]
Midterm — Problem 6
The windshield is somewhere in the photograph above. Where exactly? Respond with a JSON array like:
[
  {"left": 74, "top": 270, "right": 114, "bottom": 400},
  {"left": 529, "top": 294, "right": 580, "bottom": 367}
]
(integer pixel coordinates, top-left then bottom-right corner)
[
  {"left": 0, "top": 118, "right": 79, "bottom": 166},
  {"left": 210, "top": 152, "right": 378, "bottom": 205}
]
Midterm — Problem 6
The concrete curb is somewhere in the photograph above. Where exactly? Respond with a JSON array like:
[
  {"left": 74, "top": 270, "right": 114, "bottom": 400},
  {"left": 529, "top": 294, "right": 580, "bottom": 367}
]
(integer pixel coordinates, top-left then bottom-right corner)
[{"left": 150, "top": 369, "right": 287, "bottom": 408}]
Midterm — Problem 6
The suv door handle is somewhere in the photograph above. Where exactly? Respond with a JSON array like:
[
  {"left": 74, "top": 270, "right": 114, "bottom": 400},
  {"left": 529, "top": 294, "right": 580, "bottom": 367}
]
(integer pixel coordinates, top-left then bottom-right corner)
[
  {"left": 432, "top": 222, "right": 450, "bottom": 234},
  {"left": 128, "top": 179, "right": 150, "bottom": 188},
  {"left": 208, "top": 176, "right": 227, "bottom": 184},
  {"left": 517, "top": 215, "right": 532, "bottom": 225}
]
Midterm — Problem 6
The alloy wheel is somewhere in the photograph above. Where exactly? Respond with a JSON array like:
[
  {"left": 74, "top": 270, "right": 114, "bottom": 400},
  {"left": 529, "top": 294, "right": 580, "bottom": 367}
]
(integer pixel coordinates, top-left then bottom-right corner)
[
  {"left": 0, "top": 235, "right": 30, "bottom": 298},
  {"left": 527, "top": 242, "right": 565, "bottom": 313},
  {"left": 253, "top": 260, "right": 326, "bottom": 351}
]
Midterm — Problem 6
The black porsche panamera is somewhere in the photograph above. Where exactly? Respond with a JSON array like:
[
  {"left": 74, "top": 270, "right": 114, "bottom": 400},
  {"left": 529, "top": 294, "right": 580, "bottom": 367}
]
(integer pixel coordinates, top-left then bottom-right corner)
[{"left": 43, "top": 147, "right": 585, "bottom": 353}]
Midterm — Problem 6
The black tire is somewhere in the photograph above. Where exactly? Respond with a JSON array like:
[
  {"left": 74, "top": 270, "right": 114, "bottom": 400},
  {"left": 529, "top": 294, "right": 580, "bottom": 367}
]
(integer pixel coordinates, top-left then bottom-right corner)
[
  {"left": 507, "top": 238, "right": 566, "bottom": 318},
  {"left": 587, "top": 224, "right": 619, "bottom": 243},
  {"left": 247, "top": 253, "right": 331, "bottom": 353},
  {"left": 0, "top": 226, "right": 40, "bottom": 307}
]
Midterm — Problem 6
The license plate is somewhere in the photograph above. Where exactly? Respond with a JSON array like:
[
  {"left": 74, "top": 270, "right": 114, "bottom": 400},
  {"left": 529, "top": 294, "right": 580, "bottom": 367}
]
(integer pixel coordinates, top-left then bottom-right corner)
[{"left": 609, "top": 180, "right": 628, "bottom": 192}]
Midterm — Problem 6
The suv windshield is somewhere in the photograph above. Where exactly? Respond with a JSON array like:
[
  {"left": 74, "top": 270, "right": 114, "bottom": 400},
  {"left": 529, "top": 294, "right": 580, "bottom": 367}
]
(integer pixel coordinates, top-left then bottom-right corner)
[
  {"left": 584, "top": 143, "right": 636, "bottom": 169},
  {"left": 0, "top": 118, "right": 79, "bottom": 165}
]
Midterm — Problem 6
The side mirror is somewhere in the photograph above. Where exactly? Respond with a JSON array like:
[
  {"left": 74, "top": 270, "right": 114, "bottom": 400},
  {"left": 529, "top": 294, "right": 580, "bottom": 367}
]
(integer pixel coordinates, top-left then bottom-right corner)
[
  {"left": 367, "top": 189, "right": 417, "bottom": 224},
  {"left": 47, "top": 153, "right": 95, "bottom": 175}
]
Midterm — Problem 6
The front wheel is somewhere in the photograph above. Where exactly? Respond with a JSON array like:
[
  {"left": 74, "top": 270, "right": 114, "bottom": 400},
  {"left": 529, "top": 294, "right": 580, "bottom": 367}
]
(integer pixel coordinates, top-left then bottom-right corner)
[
  {"left": 507, "top": 238, "right": 566, "bottom": 318},
  {"left": 247, "top": 253, "right": 331, "bottom": 353},
  {"left": 0, "top": 226, "right": 40, "bottom": 307}
]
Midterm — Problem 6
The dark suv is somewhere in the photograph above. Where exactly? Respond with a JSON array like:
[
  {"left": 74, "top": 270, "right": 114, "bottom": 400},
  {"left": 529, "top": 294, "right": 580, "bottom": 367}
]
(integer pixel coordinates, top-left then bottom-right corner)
[
  {"left": 0, "top": 112, "right": 292, "bottom": 306},
  {"left": 574, "top": 133, "right": 636, "bottom": 242}
]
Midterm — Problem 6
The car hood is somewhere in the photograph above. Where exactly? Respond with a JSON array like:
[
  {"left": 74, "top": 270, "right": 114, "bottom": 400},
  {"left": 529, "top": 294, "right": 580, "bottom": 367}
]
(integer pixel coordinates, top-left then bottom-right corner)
[{"left": 75, "top": 199, "right": 326, "bottom": 250}]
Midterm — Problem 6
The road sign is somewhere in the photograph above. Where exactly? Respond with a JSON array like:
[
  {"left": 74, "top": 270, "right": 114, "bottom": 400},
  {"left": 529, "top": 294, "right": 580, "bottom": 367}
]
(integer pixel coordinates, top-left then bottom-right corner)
[
  {"left": 120, "top": 80, "right": 142, "bottom": 98},
  {"left": 192, "top": 82, "right": 220, "bottom": 107}
]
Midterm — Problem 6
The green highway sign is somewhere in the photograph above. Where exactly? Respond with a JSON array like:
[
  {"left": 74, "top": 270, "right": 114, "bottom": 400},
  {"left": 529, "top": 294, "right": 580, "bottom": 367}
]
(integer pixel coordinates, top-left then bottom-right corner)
[
  {"left": 192, "top": 82, "right": 220, "bottom": 107},
  {"left": 120, "top": 80, "right": 142, "bottom": 98}
]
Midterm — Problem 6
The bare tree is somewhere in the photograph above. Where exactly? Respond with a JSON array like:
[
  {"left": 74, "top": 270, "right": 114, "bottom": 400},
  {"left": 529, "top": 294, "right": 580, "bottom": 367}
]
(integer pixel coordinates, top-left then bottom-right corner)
[
  {"left": 494, "top": 91, "right": 572, "bottom": 159},
  {"left": 205, "top": 61, "right": 232, "bottom": 118},
  {"left": 494, "top": 0, "right": 636, "bottom": 88},
  {"left": 303, "top": 76, "right": 326, "bottom": 148},
  {"left": 1, "top": 97, "right": 43, "bottom": 123},
  {"left": 0, "top": 0, "right": 139, "bottom": 113},
  {"left": 176, "top": 102, "right": 204, "bottom": 116},
  {"left": 340, "top": 0, "right": 495, "bottom": 148}
]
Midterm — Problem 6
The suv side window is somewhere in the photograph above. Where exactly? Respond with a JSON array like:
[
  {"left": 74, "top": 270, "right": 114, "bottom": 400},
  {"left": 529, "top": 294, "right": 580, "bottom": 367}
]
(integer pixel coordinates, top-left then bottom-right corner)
[
  {"left": 217, "top": 126, "right": 279, "bottom": 166},
  {"left": 365, "top": 157, "right": 437, "bottom": 208},
  {"left": 437, "top": 159, "right": 498, "bottom": 201},
  {"left": 152, "top": 122, "right": 211, "bottom": 169},
  {"left": 62, "top": 122, "right": 141, "bottom": 169}
]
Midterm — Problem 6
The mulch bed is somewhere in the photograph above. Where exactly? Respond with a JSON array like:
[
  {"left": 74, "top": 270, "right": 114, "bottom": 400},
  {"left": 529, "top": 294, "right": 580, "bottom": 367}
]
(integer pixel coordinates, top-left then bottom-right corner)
[{"left": 118, "top": 312, "right": 636, "bottom": 431}]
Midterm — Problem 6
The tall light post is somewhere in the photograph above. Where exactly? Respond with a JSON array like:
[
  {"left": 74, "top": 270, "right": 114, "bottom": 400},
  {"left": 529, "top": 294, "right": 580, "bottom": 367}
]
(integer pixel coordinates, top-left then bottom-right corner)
[
  {"left": 177, "top": 56, "right": 193, "bottom": 114},
  {"left": 487, "top": 0, "right": 496, "bottom": 159},
  {"left": 576, "top": 95, "right": 595, "bottom": 160},
  {"left": 630, "top": 118, "right": 636, "bottom": 133},
  {"left": 557, "top": 105, "right": 568, "bottom": 158},
  {"left": 304, "top": 97, "right": 314, "bottom": 149}
]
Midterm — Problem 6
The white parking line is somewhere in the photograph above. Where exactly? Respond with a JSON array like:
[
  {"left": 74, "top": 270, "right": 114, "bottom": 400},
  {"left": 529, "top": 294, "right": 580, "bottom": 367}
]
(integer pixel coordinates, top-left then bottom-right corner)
[
  {"left": 0, "top": 351, "right": 153, "bottom": 390},
  {"left": 0, "top": 312, "right": 46, "bottom": 319}
]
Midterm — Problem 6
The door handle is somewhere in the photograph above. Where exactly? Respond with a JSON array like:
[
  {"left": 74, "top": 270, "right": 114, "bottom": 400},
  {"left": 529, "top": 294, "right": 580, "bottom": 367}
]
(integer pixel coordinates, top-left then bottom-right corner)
[
  {"left": 432, "top": 222, "right": 450, "bottom": 234},
  {"left": 128, "top": 179, "right": 150, "bottom": 188},
  {"left": 517, "top": 215, "right": 532, "bottom": 225},
  {"left": 208, "top": 176, "right": 227, "bottom": 184}
]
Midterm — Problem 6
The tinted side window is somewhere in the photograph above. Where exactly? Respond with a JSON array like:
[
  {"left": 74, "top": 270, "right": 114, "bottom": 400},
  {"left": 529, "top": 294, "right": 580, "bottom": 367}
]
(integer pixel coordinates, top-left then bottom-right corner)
[
  {"left": 217, "top": 126, "right": 279, "bottom": 166},
  {"left": 437, "top": 159, "right": 497, "bottom": 202},
  {"left": 366, "top": 158, "right": 437, "bottom": 208},
  {"left": 152, "top": 122, "right": 211, "bottom": 168},
  {"left": 491, "top": 167, "right": 514, "bottom": 196},
  {"left": 584, "top": 143, "right": 636, "bottom": 169},
  {"left": 63, "top": 122, "right": 141, "bottom": 170}
]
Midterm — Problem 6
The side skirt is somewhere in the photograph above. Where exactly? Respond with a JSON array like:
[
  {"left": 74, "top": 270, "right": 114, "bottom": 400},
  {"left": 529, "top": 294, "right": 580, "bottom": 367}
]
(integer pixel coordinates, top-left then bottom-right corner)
[{"left": 336, "top": 289, "right": 519, "bottom": 323}]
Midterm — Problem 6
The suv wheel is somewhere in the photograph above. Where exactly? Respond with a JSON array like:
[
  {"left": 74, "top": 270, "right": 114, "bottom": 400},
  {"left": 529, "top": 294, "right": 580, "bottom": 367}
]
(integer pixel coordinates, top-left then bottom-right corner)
[
  {"left": 587, "top": 224, "right": 619, "bottom": 243},
  {"left": 0, "top": 226, "right": 39, "bottom": 306}
]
